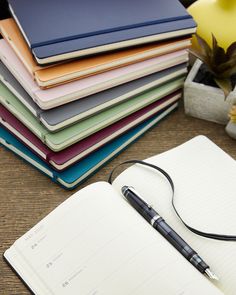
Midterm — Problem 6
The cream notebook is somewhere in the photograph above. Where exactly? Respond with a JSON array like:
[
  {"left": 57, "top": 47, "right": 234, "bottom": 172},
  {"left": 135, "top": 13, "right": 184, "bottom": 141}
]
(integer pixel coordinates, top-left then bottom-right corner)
[{"left": 5, "top": 136, "right": 236, "bottom": 295}]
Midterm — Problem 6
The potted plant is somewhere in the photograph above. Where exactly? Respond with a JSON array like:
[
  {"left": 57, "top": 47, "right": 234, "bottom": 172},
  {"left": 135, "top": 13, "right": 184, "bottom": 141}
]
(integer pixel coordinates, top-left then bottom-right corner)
[
  {"left": 184, "top": 34, "right": 236, "bottom": 124},
  {"left": 188, "top": 0, "right": 236, "bottom": 51}
]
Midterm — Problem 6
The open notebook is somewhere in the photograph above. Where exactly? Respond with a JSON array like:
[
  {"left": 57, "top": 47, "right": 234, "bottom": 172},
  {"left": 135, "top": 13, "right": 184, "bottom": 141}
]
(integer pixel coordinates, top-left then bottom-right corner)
[{"left": 4, "top": 136, "right": 236, "bottom": 294}]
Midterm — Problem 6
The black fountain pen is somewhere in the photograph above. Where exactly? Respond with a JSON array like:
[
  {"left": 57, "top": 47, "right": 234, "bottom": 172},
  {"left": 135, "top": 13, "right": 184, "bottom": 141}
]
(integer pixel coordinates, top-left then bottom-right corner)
[{"left": 121, "top": 186, "right": 219, "bottom": 280}]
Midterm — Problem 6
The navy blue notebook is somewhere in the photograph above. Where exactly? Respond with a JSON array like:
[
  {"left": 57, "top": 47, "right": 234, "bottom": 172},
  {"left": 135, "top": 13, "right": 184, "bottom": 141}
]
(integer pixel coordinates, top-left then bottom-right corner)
[{"left": 9, "top": 0, "right": 196, "bottom": 64}]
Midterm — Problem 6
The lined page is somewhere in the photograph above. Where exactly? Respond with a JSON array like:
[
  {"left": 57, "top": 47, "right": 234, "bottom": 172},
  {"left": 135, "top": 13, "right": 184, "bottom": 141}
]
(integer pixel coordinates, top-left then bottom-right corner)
[
  {"left": 113, "top": 135, "right": 236, "bottom": 295},
  {"left": 5, "top": 181, "right": 222, "bottom": 295}
]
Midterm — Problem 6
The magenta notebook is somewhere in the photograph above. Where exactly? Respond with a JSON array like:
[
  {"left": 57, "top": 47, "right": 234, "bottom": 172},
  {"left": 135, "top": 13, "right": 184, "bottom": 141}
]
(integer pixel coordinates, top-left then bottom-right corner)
[{"left": 0, "top": 92, "right": 180, "bottom": 170}]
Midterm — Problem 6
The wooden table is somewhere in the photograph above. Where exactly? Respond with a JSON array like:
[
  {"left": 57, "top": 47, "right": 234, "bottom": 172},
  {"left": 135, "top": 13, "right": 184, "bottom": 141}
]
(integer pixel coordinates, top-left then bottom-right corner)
[{"left": 0, "top": 105, "right": 235, "bottom": 294}]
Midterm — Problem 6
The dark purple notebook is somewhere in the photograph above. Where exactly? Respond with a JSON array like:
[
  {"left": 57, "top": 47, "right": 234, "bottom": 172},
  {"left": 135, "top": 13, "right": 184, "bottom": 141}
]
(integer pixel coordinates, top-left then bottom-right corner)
[{"left": 0, "top": 91, "right": 180, "bottom": 170}]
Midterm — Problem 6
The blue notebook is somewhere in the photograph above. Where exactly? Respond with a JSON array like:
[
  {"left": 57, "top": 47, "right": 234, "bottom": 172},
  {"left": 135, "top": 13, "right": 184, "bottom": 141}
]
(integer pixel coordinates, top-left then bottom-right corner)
[
  {"left": 9, "top": 0, "right": 196, "bottom": 64},
  {"left": 0, "top": 103, "right": 177, "bottom": 189}
]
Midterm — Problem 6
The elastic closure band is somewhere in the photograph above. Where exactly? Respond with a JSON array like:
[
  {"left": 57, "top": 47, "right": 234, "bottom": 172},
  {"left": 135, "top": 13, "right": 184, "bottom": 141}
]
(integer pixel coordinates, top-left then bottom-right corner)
[{"left": 108, "top": 160, "right": 236, "bottom": 241}]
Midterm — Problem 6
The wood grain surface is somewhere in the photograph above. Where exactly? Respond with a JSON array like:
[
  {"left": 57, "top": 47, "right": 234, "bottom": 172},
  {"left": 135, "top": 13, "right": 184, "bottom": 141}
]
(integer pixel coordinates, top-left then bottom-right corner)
[{"left": 0, "top": 105, "right": 235, "bottom": 294}]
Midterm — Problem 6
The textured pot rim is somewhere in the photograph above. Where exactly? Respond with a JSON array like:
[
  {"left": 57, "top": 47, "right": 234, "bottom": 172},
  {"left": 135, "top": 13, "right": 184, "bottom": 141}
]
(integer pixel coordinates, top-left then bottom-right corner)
[{"left": 184, "top": 59, "right": 236, "bottom": 97}]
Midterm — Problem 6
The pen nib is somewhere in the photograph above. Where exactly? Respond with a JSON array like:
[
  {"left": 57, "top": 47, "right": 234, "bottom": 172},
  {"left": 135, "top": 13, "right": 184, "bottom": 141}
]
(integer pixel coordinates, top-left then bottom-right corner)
[{"left": 205, "top": 268, "right": 219, "bottom": 281}]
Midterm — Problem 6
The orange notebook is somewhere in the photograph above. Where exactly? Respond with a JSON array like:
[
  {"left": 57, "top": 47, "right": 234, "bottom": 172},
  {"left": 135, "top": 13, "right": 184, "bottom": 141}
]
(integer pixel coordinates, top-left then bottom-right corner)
[{"left": 0, "top": 19, "right": 191, "bottom": 89}]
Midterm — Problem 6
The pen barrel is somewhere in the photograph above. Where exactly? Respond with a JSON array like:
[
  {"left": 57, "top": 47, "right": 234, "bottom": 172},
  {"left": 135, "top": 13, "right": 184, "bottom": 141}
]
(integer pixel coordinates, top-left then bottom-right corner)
[
  {"left": 122, "top": 187, "right": 210, "bottom": 275},
  {"left": 154, "top": 219, "right": 209, "bottom": 273}
]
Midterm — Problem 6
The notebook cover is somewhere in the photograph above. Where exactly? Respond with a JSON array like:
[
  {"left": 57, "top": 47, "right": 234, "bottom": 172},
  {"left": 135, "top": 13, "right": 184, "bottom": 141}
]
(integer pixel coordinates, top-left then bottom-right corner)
[
  {"left": 0, "top": 59, "right": 187, "bottom": 131},
  {"left": 32, "top": 18, "right": 196, "bottom": 63},
  {"left": 0, "top": 103, "right": 178, "bottom": 189},
  {"left": 0, "top": 39, "right": 188, "bottom": 109},
  {"left": 0, "top": 78, "right": 184, "bottom": 151},
  {"left": 8, "top": 0, "right": 192, "bottom": 49},
  {"left": 0, "top": 18, "right": 191, "bottom": 88},
  {"left": 0, "top": 93, "right": 180, "bottom": 170},
  {"left": 0, "top": 61, "right": 39, "bottom": 117}
]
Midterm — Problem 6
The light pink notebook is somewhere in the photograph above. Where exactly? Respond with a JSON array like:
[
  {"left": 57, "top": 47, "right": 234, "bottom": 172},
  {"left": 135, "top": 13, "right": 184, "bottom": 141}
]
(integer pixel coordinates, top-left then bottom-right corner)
[{"left": 0, "top": 39, "right": 188, "bottom": 110}]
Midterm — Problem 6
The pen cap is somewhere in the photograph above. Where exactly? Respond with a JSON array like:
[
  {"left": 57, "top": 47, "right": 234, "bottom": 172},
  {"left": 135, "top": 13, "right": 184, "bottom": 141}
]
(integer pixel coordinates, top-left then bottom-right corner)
[{"left": 122, "top": 186, "right": 157, "bottom": 222}]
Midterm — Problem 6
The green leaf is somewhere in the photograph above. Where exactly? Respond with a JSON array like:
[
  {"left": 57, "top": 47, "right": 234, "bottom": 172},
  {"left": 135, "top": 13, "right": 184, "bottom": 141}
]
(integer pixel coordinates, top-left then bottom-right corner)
[
  {"left": 214, "top": 78, "right": 232, "bottom": 98},
  {"left": 220, "top": 62, "right": 236, "bottom": 78},
  {"left": 226, "top": 42, "right": 236, "bottom": 58},
  {"left": 212, "top": 34, "right": 218, "bottom": 49},
  {"left": 211, "top": 34, "right": 228, "bottom": 65},
  {"left": 218, "top": 57, "right": 236, "bottom": 78},
  {"left": 188, "top": 48, "right": 209, "bottom": 65},
  {"left": 195, "top": 34, "right": 212, "bottom": 60},
  {"left": 192, "top": 34, "right": 236, "bottom": 83}
]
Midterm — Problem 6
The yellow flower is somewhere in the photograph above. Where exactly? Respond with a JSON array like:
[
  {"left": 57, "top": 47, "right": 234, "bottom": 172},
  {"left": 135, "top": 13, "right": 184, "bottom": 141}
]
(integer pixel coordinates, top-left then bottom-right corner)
[{"left": 229, "top": 106, "right": 236, "bottom": 123}]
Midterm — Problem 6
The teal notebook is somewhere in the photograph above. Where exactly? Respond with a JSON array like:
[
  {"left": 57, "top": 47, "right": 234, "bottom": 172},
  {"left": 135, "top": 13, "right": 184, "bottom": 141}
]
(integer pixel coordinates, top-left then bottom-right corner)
[
  {"left": 0, "top": 78, "right": 184, "bottom": 151},
  {"left": 0, "top": 103, "right": 178, "bottom": 189}
]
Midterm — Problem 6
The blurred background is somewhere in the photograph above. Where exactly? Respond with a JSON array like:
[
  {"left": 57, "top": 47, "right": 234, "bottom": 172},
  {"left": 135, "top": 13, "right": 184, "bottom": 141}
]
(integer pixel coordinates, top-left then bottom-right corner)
[
  {"left": 180, "top": 0, "right": 197, "bottom": 8},
  {"left": 0, "top": 0, "right": 10, "bottom": 19}
]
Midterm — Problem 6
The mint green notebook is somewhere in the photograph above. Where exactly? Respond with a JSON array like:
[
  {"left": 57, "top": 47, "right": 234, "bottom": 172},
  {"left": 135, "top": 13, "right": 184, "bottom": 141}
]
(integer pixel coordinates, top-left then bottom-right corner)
[{"left": 0, "top": 78, "right": 184, "bottom": 151}]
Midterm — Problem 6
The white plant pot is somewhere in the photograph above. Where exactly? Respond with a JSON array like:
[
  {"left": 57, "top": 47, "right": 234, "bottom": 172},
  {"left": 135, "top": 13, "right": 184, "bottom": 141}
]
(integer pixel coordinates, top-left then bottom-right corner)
[
  {"left": 226, "top": 121, "right": 236, "bottom": 139},
  {"left": 184, "top": 59, "right": 236, "bottom": 125}
]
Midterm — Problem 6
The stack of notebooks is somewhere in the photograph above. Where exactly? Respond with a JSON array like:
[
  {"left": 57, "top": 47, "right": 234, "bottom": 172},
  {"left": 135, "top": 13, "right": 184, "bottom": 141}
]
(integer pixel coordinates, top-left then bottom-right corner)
[{"left": 0, "top": 0, "right": 196, "bottom": 189}]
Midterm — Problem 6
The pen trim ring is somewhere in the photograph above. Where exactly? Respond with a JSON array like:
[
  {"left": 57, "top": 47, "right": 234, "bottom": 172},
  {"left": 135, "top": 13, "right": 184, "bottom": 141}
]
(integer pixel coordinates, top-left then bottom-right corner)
[{"left": 151, "top": 215, "right": 161, "bottom": 226}]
